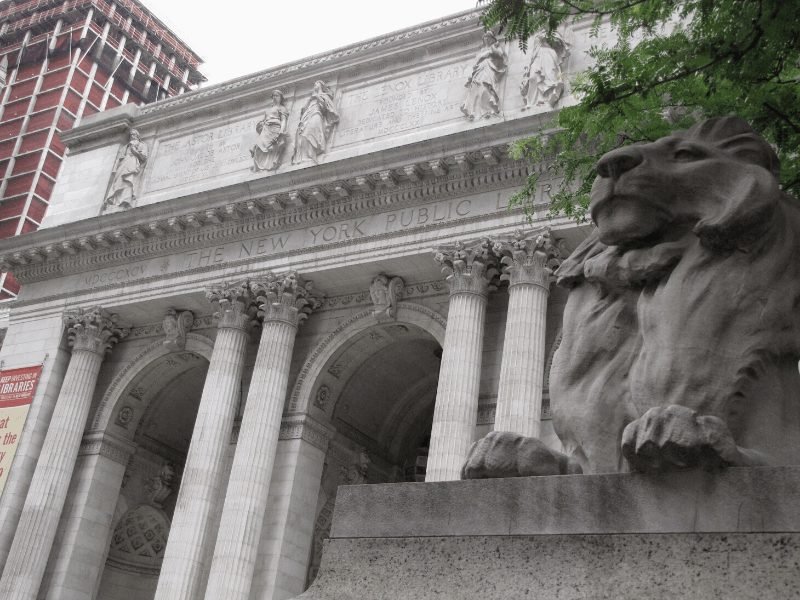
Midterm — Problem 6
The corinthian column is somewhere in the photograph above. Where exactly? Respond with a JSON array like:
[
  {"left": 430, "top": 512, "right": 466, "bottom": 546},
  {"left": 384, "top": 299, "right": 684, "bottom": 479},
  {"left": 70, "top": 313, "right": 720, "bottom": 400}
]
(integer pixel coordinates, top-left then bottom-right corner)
[
  {"left": 154, "top": 281, "right": 256, "bottom": 600},
  {"left": 426, "top": 240, "right": 498, "bottom": 482},
  {"left": 0, "top": 307, "right": 128, "bottom": 600},
  {"left": 493, "top": 230, "right": 561, "bottom": 437},
  {"left": 204, "top": 272, "right": 320, "bottom": 600}
]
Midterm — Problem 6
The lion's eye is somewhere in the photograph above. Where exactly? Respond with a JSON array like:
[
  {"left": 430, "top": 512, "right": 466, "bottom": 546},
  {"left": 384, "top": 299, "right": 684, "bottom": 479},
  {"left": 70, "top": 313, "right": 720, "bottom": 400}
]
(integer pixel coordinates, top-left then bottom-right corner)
[{"left": 673, "top": 147, "right": 703, "bottom": 161}]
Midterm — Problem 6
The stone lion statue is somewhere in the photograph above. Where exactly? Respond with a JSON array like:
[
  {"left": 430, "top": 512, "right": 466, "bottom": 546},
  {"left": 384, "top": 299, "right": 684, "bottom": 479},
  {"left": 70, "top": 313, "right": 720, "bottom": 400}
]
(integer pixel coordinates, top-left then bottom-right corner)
[{"left": 464, "top": 117, "right": 800, "bottom": 477}]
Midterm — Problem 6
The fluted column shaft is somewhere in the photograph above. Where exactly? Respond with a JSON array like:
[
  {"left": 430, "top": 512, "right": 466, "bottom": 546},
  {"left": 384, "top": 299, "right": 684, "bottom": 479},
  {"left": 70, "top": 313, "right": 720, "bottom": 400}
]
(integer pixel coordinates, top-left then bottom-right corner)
[
  {"left": 154, "top": 283, "right": 254, "bottom": 600},
  {"left": 204, "top": 272, "right": 319, "bottom": 600},
  {"left": 426, "top": 241, "right": 497, "bottom": 482},
  {"left": 494, "top": 231, "right": 560, "bottom": 437},
  {"left": 0, "top": 308, "right": 127, "bottom": 600}
]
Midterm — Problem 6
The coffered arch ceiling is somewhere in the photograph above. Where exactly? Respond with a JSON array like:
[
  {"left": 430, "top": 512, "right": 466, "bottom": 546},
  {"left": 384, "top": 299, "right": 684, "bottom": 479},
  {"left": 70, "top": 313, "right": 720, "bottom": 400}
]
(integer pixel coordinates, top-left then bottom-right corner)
[{"left": 328, "top": 322, "right": 441, "bottom": 465}]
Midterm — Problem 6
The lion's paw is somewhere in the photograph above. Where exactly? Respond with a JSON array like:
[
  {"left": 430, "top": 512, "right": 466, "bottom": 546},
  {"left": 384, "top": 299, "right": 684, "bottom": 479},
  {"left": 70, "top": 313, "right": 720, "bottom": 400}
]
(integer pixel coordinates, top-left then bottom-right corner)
[
  {"left": 461, "top": 431, "right": 582, "bottom": 479},
  {"left": 621, "top": 405, "right": 746, "bottom": 472}
]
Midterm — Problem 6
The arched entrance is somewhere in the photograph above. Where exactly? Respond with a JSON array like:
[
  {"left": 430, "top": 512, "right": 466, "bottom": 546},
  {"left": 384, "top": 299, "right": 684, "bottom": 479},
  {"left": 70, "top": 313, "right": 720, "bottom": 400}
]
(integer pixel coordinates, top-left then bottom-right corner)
[
  {"left": 306, "top": 316, "right": 442, "bottom": 584},
  {"left": 92, "top": 337, "right": 212, "bottom": 600}
]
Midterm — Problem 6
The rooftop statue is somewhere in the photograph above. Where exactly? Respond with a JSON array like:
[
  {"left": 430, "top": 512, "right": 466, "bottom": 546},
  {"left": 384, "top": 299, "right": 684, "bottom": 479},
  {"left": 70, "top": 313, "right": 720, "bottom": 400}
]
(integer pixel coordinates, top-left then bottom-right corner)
[
  {"left": 463, "top": 117, "right": 800, "bottom": 477},
  {"left": 102, "top": 128, "right": 148, "bottom": 213},
  {"left": 460, "top": 30, "right": 507, "bottom": 121},
  {"left": 251, "top": 90, "right": 289, "bottom": 172}
]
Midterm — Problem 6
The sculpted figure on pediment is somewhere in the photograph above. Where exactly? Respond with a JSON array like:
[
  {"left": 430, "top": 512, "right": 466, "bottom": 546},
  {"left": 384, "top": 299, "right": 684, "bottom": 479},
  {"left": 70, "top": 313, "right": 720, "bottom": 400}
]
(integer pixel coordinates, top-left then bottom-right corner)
[
  {"left": 463, "top": 117, "right": 800, "bottom": 479},
  {"left": 292, "top": 80, "right": 339, "bottom": 165},
  {"left": 251, "top": 90, "right": 289, "bottom": 171},
  {"left": 460, "top": 30, "right": 507, "bottom": 121},
  {"left": 521, "top": 31, "right": 570, "bottom": 110},
  {"left": 102, "top": 129, "right": 148, "bottom": 214}
]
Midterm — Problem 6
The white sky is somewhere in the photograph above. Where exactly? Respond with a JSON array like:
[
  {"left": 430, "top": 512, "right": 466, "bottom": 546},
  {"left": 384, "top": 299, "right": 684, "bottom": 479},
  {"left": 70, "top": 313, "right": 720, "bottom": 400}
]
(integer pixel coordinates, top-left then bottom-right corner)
[{"left": 140, "top": 0, "right": 477, "bottom": 85}]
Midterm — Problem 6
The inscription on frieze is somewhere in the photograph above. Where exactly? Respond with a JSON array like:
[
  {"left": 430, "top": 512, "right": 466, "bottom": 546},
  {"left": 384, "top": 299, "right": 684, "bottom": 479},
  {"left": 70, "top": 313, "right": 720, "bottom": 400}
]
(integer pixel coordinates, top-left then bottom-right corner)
[
  {"left": 145, "top": 120, "right": 253, "bottom": 192},
  {"left": 334, "top": 62, "right": 472, "bottom": 147},
  {"left": 74, "top": 181, "right": 555, "bottom": 291}
]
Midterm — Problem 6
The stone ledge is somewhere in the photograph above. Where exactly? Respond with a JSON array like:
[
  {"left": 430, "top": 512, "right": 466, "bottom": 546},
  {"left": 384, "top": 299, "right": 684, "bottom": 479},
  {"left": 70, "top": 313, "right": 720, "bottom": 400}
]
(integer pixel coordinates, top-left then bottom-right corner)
[
  {"left": 298, "top": 533, "right": 799, "bottom": 600},
  {"left": 331, "top": 467, "right": 800, "bottom": 538}
]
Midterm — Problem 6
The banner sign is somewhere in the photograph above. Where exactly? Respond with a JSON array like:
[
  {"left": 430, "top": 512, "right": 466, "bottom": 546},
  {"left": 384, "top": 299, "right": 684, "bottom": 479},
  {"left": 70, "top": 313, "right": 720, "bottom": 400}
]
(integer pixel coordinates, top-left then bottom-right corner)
[{"left": 0, "top": 365, "right": 43, "bottom": 495}]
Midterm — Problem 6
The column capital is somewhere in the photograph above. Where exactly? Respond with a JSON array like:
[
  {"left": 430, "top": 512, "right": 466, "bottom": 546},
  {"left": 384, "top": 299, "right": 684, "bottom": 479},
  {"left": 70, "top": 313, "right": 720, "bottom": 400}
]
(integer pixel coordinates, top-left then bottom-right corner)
[
  {"left": 206, "top": 279, "right": 258, "bottom": 331},
  {"left": 434, "top": 238, "right": 499, "bottom": 298},
  {"left": 251, "top": 271, "right": 322, "bottom": 328},
  {"left": 64, "top": 306, "right": 129, "bottom": 355},
  {"left": 493, "top": 229, "right": 562, "bottom": 289}
]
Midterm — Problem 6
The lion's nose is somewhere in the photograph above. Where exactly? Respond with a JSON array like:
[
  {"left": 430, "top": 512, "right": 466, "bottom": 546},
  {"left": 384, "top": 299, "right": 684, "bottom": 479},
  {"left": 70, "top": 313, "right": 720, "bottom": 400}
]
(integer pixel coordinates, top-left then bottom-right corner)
[{"left": 596, "top": 146, "right": 644, "bottom": 179}]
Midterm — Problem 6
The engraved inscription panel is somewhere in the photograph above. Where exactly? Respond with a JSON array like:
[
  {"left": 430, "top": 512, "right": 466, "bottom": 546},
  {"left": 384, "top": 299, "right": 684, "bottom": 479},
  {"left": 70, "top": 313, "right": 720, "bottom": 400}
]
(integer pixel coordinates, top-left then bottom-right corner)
[
  {"left": 145, "top": 120, "right": 253, "bottom": 192},
  {"left": 334, "top": 62, "right": 472, "bottom": 147}
]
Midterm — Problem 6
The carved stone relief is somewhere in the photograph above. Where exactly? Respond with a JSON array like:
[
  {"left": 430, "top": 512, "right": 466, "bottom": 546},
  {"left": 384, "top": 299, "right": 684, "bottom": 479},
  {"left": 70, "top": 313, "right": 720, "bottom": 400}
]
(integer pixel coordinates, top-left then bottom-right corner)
[
  {"left": 162, "top": 309, "right": 194, "bottom": 351},
  {"left": 102, "top": 129, "right": 148, "bottom": 214},
  {"left": 292, "top": 80, "right": 339, "bottom": 165},
  {"left": 115, "top": 405, "right": 134, "bottom": 429},
  {"left": 251, "top": 90, "right": 289, "bottom": 171},
  {"left": 520, "top": 31, "right": 571, "bottom": 111},
  {"left": 314, "top": 384, "right": 331, "bottom": 411},
  {"left": 461, "top": 31, "right": 507, "bottom": 120},
  {"left": 369, "top": 274, "right": 404, "bottom": 321}
]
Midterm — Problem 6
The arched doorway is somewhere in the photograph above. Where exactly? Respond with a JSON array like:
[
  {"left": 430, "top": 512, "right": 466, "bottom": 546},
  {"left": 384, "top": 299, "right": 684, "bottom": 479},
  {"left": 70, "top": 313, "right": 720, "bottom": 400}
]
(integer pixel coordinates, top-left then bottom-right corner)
[
  {"left": 306, "top": 319, "right": 441, "bottom": 584},
  {"left": 95, "top": 345, "right": 211, "bottom": 600}
]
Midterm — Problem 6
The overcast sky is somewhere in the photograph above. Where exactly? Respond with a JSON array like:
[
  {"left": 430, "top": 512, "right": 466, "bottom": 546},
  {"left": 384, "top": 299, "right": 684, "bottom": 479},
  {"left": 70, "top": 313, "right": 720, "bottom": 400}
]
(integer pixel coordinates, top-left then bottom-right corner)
[{"left": 141, "top": 0, "right": 477, "bottom": 86}]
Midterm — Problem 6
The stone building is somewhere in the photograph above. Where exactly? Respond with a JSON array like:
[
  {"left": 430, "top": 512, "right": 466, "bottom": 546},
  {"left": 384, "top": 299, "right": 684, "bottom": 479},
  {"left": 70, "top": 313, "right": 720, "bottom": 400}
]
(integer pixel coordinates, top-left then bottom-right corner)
[
  {"left": 0, "top": 0, "right": 204, "bottom": 298},
  {"left": 0, "top": 8, "right": 597, "bottom": 600}
]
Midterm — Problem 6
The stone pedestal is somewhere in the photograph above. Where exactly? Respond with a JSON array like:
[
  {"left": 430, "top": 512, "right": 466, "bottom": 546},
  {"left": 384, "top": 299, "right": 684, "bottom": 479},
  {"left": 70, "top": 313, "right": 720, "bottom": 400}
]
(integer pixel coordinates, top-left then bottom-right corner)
[
  {"left": 293, "top": 467, "right": 800, "bottom": 599},
  {"left": 426, "top": 240, "right": 497, "bottom": 482}
]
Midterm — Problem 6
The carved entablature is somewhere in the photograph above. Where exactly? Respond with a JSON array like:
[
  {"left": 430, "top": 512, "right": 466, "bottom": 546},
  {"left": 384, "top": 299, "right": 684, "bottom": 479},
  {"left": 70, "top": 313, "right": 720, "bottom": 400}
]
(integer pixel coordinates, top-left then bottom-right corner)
[
  {"left": 64, "top": 306, "right": 130, "bottom": 355},
  {"left": 250, "top": 271, "right": 323, "bottom": 328},
  {"left": 433, "top": 238, "right": 500, "bottom": 298},
  {"left": 493, "top": 228, "right": 562, "bottom": 289}
]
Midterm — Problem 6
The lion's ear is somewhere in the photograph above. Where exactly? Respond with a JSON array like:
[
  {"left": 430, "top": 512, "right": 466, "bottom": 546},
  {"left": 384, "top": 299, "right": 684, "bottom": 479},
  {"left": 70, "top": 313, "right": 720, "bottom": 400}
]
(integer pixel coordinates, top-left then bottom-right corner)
[{"left": 693, "top": 166, "right": 779, "bottom": 252}]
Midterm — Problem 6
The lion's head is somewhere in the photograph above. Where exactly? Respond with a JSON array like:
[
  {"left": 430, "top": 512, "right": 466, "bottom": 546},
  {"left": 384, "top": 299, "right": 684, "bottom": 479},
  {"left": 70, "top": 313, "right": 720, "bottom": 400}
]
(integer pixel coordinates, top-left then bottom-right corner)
[{"left": 589, "top": 117, "right": 781, "bottom": 251}]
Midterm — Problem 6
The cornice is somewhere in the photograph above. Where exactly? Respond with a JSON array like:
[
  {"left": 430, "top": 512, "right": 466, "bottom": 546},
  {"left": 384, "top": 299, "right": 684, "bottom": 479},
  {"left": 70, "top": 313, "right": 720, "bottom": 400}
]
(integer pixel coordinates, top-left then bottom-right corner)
[{"left": 2, "top": 138, "right": 556, "bottom": 284}]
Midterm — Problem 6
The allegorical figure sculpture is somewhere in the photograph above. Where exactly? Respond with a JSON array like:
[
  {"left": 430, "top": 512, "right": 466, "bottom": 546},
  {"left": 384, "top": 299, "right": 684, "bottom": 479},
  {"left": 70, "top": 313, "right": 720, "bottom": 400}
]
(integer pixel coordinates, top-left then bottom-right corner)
[
  {"left": 103, "top": 129, "right": 148, "bottom": 213},
  {"left": 251, "top": 89, "right": 289, "bottom": 171},
  {"left": 520, "top": 32, "right": 570, "bottom": 110},
  {"left": 369, "top": 273, "right": 404, "bottom": 321},
  {"left": 292, "top": 80, "right": 339, "bottom": 165},
  {"left": 463, "top": 117, "right": 800, "bottom": 478},
  {"left": 460, "top": 31, "right": 507, "bottom": 121}
]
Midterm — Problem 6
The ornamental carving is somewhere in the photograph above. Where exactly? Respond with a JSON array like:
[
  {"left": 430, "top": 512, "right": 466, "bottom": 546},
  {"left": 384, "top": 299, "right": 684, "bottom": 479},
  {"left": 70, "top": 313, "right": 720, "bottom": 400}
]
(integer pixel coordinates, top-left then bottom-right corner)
[
  {"left": 251, "top": 90, "right": 289, "bottom": 171},
  {"left": 251, "top": 271, "right": 322, "bottom": 327},
  {"left": 292, "top": 80, "right": 339, "bottom": 165},
  {"left": 520, "top": 31, "right": 571, "bottom": 111},
  {"left": 369, "top": 274, "right": 404, "bottom": 321},
  {"left": 461, "top": 30, "right": 507, "bottom": 120},
  {"left": 115, "top": 405, "right": 134, "bottom": 428},
  {"left": 205, "top": 280, "right": 259, "bottom": 331},
  {"left": 433, "top": 238, "right": 499, "bottom": 297},
  {"left": 314, "top": 384, "right": 331, "bottom": 411},
  {"left": 64, "top": 306, "right": 129, "bottom": 355},
  {"left": 493, "top": 229, "right": 562, "bottom": 289},
  {"left": 143, "top": 462, "right": 177, "bottom": 508},
  {"left": 162, "top": 309, "right": 194, "bottom": 351},
  {"left": 102, "top": 129, "right": 148, "bottom": 214}
]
